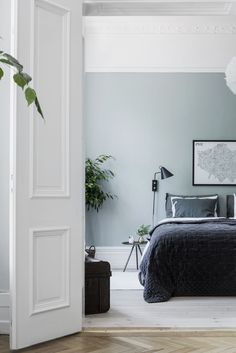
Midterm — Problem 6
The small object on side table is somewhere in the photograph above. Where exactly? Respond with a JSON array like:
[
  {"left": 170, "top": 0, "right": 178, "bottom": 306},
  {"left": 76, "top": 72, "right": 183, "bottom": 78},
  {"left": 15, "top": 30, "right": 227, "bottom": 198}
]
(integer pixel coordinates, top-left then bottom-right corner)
[
  {"left": 122, "top": 241, "right": 147, "bottom": 272},
  {"left": 85, "top": 256, "right": 112, "bottom": 315},
  {"left": 128, "top": 235, "right": 134, "bottom": 244}
]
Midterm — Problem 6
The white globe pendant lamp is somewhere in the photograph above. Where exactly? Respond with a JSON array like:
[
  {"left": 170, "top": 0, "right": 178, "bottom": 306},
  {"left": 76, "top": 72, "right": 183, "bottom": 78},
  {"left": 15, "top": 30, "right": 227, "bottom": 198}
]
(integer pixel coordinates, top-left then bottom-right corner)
[{"left": 225, "top": 57, "right": 236, "bottom": 95}]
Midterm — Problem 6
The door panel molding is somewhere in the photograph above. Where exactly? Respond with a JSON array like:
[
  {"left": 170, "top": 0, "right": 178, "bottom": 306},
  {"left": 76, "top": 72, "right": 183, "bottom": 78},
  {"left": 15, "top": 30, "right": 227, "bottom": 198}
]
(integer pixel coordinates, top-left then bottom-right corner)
[
  {"left": 29, "top": 0, "right": 70, "bottom": 198},
  {"left": 29, "top": 227, "right": 70, "bottom": 315}
]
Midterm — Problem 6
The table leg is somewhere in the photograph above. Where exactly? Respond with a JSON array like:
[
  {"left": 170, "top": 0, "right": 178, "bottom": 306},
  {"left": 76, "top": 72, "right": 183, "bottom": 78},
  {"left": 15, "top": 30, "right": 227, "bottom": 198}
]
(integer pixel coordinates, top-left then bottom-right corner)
[
  {"left": 135, "top": 245, "right": 138, "bottom": 270},
  {"left": 137, "top": 244, "right": 143, "bottom": 256},
  {"left": 123, "top": 244, "right": 135, "bottom": 272}
]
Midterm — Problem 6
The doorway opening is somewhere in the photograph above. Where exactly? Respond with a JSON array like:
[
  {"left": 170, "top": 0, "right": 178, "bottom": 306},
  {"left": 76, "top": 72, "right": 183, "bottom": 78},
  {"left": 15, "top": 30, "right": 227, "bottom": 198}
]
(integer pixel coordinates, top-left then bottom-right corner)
[{"left": 82, "top": 1, "right": 236, "bottom": 330}]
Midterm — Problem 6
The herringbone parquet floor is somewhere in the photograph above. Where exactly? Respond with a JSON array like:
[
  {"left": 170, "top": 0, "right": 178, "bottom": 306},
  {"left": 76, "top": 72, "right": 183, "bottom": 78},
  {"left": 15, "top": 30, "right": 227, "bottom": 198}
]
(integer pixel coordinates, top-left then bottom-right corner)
[{"left": 2, "top": 331, "right": 236, "bottom": 352}]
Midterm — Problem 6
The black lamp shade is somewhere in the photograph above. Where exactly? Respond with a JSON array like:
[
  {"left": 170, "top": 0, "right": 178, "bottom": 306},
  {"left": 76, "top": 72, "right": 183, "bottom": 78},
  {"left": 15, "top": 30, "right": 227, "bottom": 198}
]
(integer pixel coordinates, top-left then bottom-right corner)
[{"left": 160, "top": 166, "right": 174, "bottom": 180}]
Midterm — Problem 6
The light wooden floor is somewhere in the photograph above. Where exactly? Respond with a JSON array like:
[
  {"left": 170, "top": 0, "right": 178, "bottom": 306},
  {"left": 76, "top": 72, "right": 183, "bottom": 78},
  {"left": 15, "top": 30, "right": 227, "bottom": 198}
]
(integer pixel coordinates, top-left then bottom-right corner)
[
  {"left": 3, "top": 331, "right": 236, "bottom": 352},
  {"left": 84, "top": 290, "right": 236, "bottom": 328},
  {"left": 3, "top": 285, "right": 236, "bottom": 351}
]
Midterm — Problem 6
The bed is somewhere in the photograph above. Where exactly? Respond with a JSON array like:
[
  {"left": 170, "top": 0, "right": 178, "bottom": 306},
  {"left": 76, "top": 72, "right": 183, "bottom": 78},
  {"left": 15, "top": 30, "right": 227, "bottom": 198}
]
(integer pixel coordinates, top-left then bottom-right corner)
[{"left": 139, "top": 214, "right": 236, "bottom": 303}]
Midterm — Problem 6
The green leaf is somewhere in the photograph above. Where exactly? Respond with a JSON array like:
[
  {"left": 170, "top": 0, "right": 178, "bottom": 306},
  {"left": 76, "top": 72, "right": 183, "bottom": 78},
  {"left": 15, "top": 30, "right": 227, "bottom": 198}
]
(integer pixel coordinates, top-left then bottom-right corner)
[
  {"left": 0, "top": 51, "right": 44, "bottom": 119},
  {"left": 0, "top": 68, "right": 3, "bottom": 80},
  {"left": 35, "top": 96, "right": 44, "bottom": 119},
  {"left": 25, "top": 87, "right": 36, "bottom": 106},
  {"left": 13, "top": 72, "right": 28, "bottom": 89},
  {"left": 0, "top": 58, "right": 14, "bottom": 66},
  {"left": 13, "top": 72, "right": 32, "bottom": 92},
  {"left": 21, "top": 72, "right": 32, "bottom": 84},
  {"left": 3, "top": 53, "right": 23, "bottom": 72}
]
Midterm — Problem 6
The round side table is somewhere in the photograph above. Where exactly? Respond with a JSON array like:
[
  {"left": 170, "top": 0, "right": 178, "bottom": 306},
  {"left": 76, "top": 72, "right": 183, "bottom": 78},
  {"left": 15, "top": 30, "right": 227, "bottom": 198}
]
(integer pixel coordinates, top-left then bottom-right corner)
[{"left": 122, "top": 241, "right": 147, "bottom": 272}]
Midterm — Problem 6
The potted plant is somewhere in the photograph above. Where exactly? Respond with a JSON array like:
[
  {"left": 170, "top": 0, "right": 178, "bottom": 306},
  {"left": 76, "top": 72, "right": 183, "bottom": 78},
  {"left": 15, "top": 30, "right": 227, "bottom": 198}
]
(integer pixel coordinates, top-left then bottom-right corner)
[
  {"left": 85, "top": 154, "right": 116, "bottom": 212},
  {"left": 85, "top": 154, "right": 116, "bottom": 257},
  {"left": 137, "top": 224, "right": 151, "bottom": 243},
  {"left": 0, "top": 48, "right": 44, "bottom": 118}
]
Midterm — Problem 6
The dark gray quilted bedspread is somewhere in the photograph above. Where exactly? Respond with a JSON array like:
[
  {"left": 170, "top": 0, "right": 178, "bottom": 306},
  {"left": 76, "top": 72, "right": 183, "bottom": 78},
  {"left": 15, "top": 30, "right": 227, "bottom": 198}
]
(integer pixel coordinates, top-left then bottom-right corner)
[{"left": 139, "top": 219, "right": 236, "bottom": 303}]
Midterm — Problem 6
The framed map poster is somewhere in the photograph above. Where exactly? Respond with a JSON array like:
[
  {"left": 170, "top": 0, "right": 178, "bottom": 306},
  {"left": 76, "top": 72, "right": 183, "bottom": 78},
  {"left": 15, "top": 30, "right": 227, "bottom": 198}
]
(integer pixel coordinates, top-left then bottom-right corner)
[{"left": 193, "top": 140, "right": 236, "bottom": 186}]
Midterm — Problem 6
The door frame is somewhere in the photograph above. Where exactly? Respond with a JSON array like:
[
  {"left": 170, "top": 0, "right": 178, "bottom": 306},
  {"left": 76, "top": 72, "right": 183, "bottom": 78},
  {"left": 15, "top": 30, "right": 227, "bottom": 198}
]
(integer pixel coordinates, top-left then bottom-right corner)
[{"left": 9, "top": 0, "right": 18, "bottom": 344}]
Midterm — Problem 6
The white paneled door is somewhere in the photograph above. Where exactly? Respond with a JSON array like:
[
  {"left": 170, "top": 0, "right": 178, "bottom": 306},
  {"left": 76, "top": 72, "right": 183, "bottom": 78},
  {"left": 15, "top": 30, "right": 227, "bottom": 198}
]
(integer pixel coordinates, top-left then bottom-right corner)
[{"left": 10, "top": 0, "right": 83, "bottom": 349}]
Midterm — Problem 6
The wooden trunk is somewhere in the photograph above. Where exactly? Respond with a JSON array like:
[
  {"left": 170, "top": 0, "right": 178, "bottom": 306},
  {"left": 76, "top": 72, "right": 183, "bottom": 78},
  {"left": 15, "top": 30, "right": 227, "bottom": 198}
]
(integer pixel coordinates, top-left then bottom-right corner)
[{"left": 85, "top": 257, "right": 112, "bottom": 315}]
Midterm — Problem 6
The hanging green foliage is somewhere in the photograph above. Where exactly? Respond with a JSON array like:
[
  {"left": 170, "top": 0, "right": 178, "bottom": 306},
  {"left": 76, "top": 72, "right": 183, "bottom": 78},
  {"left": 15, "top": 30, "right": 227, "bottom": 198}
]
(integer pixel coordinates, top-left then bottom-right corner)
[{"left": 0, "top": 50, "right": 44, "bottom": 119}]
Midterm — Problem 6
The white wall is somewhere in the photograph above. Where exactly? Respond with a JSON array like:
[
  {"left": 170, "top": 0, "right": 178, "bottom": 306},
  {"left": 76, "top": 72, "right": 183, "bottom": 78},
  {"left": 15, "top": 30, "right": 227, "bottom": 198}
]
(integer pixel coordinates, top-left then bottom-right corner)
[{"left": 0, "top": 0, "right": 11, "bottom": 291}]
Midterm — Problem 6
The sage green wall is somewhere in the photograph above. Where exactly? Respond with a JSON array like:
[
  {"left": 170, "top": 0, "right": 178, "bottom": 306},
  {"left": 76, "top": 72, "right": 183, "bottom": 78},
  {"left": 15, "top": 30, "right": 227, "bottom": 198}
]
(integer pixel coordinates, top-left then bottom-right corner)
[{"left": 85, "top": 73, "right": 236, "bottom": 246}]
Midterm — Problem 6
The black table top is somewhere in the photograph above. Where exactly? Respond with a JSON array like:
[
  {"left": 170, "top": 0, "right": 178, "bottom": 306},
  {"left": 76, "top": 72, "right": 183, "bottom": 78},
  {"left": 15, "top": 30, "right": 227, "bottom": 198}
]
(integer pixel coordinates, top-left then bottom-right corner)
[{"left": 122, "top": 241, "right": 148, "bottom": 245}]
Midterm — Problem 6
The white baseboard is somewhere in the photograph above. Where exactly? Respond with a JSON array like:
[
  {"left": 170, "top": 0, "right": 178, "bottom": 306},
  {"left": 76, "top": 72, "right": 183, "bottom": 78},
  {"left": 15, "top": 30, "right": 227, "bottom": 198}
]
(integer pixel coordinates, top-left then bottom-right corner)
[
  {"left": 0, "top": 292, "right": 10, "bottom": 334},
  {"left": 95, "top": 245, "right": 147, "bottom": 270}
]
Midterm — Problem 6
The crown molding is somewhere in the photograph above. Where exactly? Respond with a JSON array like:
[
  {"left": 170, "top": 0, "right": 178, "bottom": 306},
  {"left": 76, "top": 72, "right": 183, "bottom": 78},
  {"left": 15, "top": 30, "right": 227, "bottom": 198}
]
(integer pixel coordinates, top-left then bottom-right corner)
[
  {"left": 84, "top": 16, "right": 236, "bottom": 72},
  {"left": 84, "top": 16, "right": 236, "bottom": 35},
  {"left": 83, "top": 1, "right": 235, "bottom": 16}
]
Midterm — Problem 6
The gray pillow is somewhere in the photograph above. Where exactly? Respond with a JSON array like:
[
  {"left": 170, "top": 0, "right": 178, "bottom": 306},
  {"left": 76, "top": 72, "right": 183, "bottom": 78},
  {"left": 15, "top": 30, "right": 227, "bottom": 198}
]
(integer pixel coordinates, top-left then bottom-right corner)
[
  {"left": 165, "top": 193, "right": 219, "bottom": 218},
  {"left": 172, "top": 198, "right": 217, "bottom": 218}
]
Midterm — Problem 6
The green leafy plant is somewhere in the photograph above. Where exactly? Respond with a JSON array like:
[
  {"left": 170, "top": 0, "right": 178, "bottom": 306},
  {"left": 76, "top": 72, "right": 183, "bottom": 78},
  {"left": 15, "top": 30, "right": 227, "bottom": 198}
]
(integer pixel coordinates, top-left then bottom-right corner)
[
  {"left": 85, "top": 155, "right": 116, "bottom": 212},
  {"left": 0, "top": 49, "right": 44, "bottom": 119},
  {"left": 137, "top": 224, "right": 151, "bottom": 237}
]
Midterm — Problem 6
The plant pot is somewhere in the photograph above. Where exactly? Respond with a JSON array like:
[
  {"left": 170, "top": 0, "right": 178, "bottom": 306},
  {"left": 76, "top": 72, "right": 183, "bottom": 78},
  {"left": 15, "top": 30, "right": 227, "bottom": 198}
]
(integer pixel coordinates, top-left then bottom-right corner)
[{"left": 138, "top": 236, "right": 145, "bottom": 243}]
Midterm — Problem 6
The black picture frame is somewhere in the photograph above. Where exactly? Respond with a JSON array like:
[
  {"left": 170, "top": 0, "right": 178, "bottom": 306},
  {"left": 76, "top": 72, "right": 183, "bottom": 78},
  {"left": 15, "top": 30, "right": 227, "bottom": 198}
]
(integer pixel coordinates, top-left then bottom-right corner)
[{"left": 192, "top": 140, "right": 236, "bottom": 186}]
